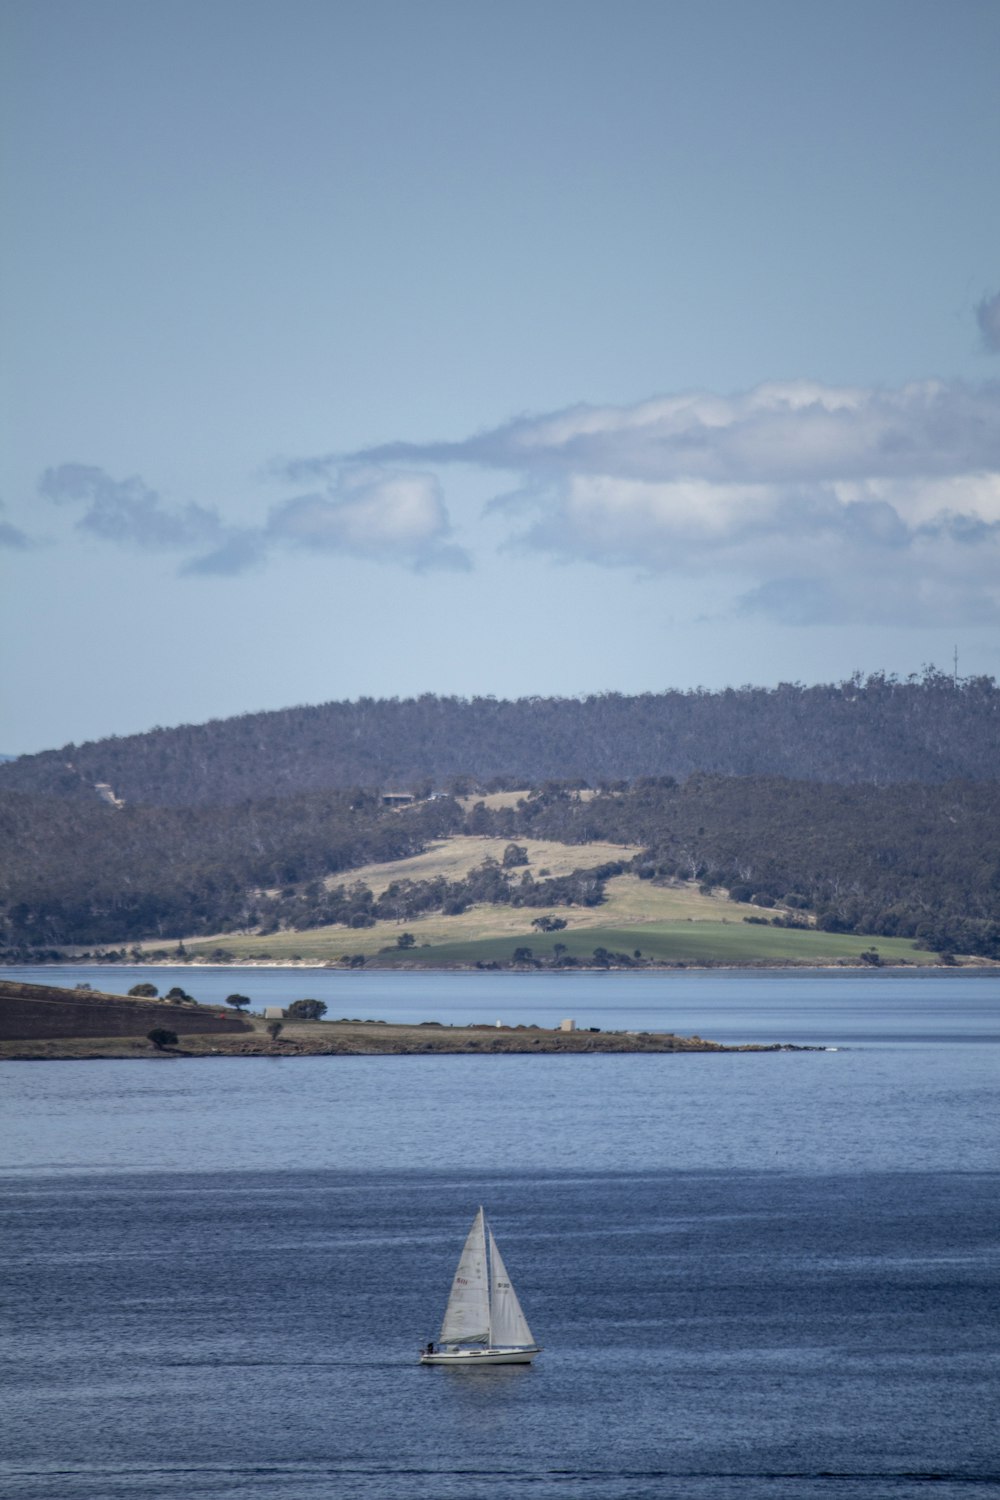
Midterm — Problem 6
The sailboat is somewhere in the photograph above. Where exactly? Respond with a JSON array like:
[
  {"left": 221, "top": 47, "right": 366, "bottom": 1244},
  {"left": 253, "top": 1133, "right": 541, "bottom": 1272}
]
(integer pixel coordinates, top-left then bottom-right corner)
[{"left": 419, "top": 1207, "right": 541, "bottom": 1365}]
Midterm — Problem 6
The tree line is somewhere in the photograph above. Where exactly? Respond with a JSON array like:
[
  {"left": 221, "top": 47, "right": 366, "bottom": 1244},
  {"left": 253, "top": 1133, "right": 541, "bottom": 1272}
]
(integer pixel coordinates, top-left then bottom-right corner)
[{"left": 2, "top": 670, "right": 998, "bottom": 806}]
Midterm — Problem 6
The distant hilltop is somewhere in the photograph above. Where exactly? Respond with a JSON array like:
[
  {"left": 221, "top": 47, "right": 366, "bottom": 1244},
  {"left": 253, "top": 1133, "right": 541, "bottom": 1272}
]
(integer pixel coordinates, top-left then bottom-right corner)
[{"left": 0, "top": 671, "right": 996, "bottom": 807}]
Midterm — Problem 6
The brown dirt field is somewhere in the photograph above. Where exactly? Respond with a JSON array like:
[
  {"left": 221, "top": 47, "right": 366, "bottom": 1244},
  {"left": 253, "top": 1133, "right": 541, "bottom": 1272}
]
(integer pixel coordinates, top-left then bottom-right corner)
[{"left": 0, "top": 979, "right": 251, "bottom": 1045}]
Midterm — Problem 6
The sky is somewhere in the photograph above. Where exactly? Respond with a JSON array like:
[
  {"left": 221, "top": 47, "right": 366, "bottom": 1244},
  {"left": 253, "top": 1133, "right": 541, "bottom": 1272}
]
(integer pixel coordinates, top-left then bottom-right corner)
[{"left": 2, "top": 0, "right": 999, "bottom": 755}]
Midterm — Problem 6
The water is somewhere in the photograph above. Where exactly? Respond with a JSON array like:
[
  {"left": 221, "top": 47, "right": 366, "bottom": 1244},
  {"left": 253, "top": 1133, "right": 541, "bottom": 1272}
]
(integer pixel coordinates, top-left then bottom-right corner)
[{"left": 2, "top": 970, "right": 998, "bottom": 1499}]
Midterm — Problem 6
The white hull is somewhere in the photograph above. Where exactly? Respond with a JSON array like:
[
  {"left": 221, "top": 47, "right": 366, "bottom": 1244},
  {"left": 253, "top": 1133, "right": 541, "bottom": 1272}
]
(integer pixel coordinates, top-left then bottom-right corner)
[{"left": 420, "top": 1346, "right": 540, "bottom": 1367}]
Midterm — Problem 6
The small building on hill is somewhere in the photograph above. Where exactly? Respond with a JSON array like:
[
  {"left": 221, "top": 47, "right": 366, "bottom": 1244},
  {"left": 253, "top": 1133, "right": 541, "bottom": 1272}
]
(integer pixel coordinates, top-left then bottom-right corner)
[{"left": 263, "top": 1006, "right": 286, "bottom": 1020}]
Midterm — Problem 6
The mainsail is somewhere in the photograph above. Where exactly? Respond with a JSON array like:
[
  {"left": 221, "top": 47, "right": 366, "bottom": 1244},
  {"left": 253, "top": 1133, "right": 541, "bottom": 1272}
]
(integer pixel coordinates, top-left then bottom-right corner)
[
  {"left": 438, "top": 1206, "right": 490, "bottom": 1344},
  {"left": 487, "top": 1228, "right": 536, "bottom": 1349}
]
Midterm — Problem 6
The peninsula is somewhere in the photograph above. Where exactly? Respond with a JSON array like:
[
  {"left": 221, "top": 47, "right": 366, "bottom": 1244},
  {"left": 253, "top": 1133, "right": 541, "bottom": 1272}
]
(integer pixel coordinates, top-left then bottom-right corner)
[{"left": 0, "top": 979, "right": 816, "bottom": 1060}]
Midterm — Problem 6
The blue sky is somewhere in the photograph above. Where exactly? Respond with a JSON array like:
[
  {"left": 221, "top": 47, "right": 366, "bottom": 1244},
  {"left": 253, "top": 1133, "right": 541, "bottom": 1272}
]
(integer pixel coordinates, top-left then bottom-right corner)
[{"left": 2, "top": 0, "right": 998, "bottom": 754}]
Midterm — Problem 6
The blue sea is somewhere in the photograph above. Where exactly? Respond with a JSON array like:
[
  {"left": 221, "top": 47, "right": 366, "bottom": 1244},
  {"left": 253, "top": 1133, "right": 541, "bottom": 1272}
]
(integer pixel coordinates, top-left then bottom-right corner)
[{"left": 1, "top": 968, "right": 998, "bottom": 1499}]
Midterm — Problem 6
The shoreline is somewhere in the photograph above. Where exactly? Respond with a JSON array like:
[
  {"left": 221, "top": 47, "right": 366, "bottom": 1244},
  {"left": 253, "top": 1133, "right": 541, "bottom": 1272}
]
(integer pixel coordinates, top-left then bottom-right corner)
[{"left": 3, "top": 958, "right": 995, "bottom": 974}]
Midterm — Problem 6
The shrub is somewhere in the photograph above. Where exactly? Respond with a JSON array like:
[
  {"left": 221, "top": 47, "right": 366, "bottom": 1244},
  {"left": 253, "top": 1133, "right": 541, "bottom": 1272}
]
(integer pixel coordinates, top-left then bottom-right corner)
[{"left": 147, "top": 1028, "right": 178, "bottom": 1049}]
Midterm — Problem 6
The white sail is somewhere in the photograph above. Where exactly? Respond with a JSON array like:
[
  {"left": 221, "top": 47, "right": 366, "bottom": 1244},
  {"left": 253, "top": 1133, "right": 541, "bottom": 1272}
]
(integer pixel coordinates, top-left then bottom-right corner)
[
  {"left": 438, "top": 1207, "right": 490, "bottom": 1344},
  {"left": 487, "top": 1227, "right": 536, "bottom": 1348}
]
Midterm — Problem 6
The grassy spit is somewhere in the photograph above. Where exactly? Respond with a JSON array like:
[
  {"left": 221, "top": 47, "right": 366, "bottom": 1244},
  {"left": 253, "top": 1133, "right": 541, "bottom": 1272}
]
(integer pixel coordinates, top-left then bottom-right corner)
[{"left": 0, "top": 1011, "right": 820, "bottom": 1061}]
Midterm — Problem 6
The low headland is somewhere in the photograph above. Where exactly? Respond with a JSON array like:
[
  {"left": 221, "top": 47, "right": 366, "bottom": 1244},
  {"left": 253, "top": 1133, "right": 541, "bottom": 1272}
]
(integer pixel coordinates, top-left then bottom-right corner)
[{"left": 0, "top": 978, "right": 822, "bottom": 1060}]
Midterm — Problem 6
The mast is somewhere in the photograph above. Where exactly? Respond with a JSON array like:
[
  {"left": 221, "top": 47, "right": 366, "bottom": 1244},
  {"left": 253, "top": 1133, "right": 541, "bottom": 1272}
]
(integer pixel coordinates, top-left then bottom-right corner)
[{"left": 486, "top": 1208, "right": 493, "bottom": 1348}]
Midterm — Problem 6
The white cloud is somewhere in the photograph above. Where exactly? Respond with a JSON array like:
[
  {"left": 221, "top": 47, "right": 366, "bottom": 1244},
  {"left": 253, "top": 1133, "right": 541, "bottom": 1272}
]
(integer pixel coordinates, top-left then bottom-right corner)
[
  {"left": 263, "top": 467, "right": 470, "bottom": 570},
  {"left": 35, "top": 370, "right": 1000, "bottom": 614},
  {"left": 356, "top": 378, "right": 1000, "bottom": 484},
  {"left": 347, "top": 378, "right": 1000, "bottom": 624},
  {"left": 39, "top": 462, "right": 470, "bottom": 576},
  {"left": 41, "top": 463, "right": 225, "bottom": 551}
]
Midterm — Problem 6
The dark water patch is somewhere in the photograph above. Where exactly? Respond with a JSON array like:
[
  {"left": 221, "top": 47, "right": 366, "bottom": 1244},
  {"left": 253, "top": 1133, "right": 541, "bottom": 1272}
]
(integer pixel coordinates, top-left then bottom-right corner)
[{"left": 2, "top": 1169, "right": 998, "bottom": 1499}]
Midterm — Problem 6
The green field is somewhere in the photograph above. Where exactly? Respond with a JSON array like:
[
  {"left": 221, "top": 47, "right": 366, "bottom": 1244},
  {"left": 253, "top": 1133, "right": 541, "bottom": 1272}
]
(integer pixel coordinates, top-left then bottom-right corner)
[
  {"left": 394, "top": 924, "right": 936, "bottom": 966},
  {"left": 181, "top": 916, "right": 936, "bottom": 967}
]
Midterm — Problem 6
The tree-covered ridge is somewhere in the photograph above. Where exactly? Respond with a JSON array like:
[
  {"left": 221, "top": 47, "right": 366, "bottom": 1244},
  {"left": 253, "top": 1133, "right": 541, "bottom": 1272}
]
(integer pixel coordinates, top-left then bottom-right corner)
[
  {"left": 2, "top": 671, "right": 998, "bottom": 805},
  {"left": 0, "top": 788, "right": 463, "bottom": 948},
  {"left": 2, "top": 776, "right": 998, "bottom": 958},
  {"left": 490, "top": 777, "right": 1000, "bottom": 958}
]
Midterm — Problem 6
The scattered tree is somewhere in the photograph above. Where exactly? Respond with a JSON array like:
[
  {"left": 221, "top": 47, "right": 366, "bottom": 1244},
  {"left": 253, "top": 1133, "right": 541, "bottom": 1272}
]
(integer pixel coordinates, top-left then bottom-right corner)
[
  {"left": 147, "top": 1027, "right": 178, "bottom": 1050},
  {"left": 286, "top": 998, "right": 328, "bottom": 1021},
  {"left": 226, "top": 993, "right": 251, "bottom": 1011},
  {"left": 266, "top": 1019, "right": 284, "bottom": 1041},
  {"left": 128, "top": 982, "right": 158, "bottom": 997},
  {"left": 396, "top": 932, "right": 416, "bottom": 949}
]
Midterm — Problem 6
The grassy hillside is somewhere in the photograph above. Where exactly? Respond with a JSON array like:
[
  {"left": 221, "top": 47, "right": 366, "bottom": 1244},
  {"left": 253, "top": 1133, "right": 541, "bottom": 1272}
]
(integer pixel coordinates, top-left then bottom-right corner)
[
  {"left": 316, "top": 833, "right": 631, "bottom": 895},
  {"left": 168, "top": 862, "right": 938, "bottom": 967}
]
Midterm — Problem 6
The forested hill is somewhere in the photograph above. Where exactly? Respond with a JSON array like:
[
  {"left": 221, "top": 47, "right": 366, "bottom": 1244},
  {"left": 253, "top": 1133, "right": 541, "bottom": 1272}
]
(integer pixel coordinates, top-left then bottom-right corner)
[
  {"left": 3, "top": 672, "right": 998, "bottom": 806},
  {"left": 3, "top": 777, "right": 998, "bottom": 957}
]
